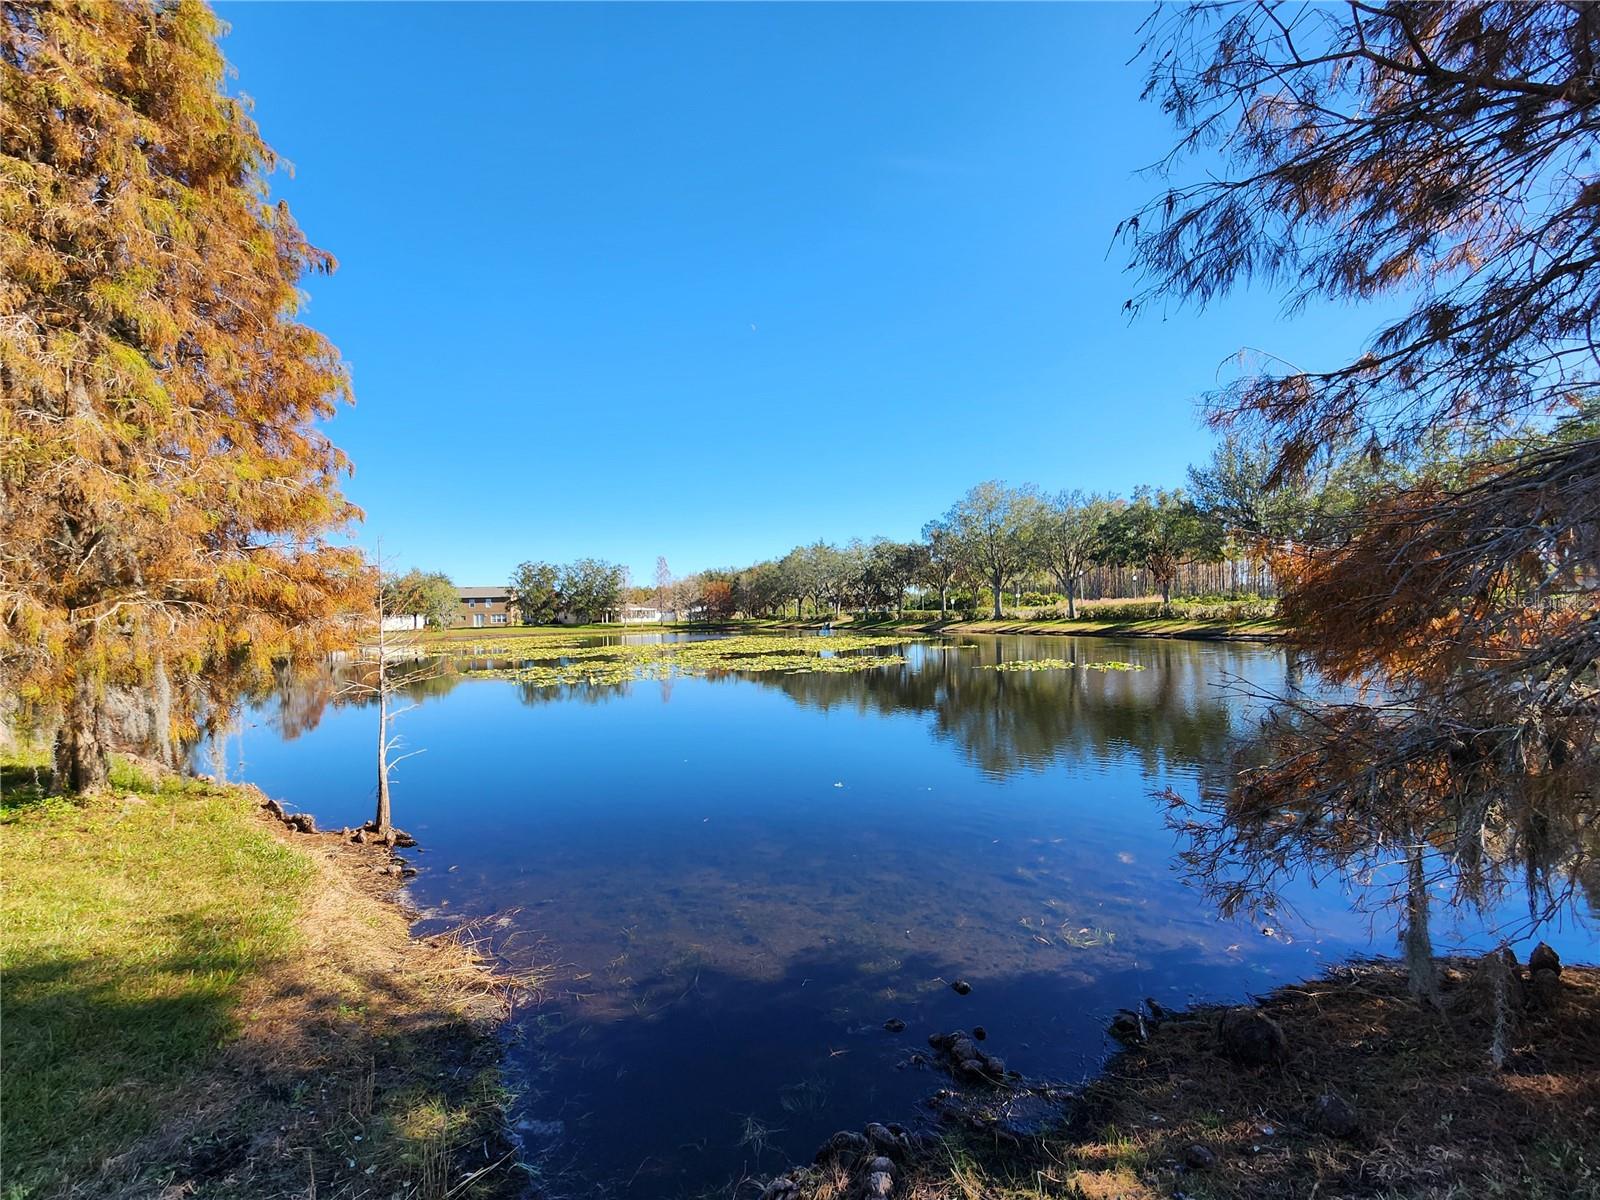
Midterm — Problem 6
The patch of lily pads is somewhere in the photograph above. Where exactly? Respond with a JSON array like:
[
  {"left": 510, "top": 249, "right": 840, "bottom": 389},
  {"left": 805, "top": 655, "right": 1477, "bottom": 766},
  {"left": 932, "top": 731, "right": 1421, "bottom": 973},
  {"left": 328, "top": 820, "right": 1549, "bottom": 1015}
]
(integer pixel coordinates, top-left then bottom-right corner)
[
  {"left": 978, "top": 659, "right": 1143, "bottom": 672},
  {"left": 447, "top": 633, "right": 921, "bottom": 688}
]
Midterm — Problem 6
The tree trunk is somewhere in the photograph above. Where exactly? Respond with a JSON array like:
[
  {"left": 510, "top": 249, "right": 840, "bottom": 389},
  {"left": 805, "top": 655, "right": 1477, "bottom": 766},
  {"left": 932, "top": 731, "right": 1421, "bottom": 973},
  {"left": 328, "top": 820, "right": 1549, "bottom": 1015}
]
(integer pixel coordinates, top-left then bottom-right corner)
[
  {"left": 990, "top": 572, "right": 1003, "bottom": 620},
  {"left": 1065, "top": 581, "right": 1077, "bottom": 620},
  {"left": 374, "top": 616, "right": 392, "bottom": 834},
  {"left": 149, "top": 652, "right": 174, "bottom": 769},
  {"left": 374, "top": 685, "right": 392, "bottom": 834},
  {"left": 207, "top": 719, "right": 229, "bottom": 780},
  {"left": 53, "top": 665, "right": 108, "bottom": 793},
  {"left": 939, "top": 586, "right": 948, "bottom": 617},
  {"left": 1402, "top": 842, "right": 1441, "bottom": 1007}
]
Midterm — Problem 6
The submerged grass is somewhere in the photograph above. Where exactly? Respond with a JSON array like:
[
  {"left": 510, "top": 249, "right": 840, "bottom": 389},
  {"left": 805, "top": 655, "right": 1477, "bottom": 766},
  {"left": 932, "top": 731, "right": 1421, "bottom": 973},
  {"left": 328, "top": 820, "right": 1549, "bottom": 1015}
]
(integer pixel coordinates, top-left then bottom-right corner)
[{"left": 0, "top": 751, "right": 524, "bottom": 1200}]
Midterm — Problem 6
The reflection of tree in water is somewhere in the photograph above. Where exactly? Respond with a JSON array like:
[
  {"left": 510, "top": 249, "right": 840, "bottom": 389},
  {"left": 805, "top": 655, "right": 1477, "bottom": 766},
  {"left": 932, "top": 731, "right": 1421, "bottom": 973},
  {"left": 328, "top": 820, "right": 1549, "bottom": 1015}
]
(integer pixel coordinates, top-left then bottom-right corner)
[
  {"left": 1178, "top": 699, "right": 1600, "bottom": 950},
  {"left": 757, "top": 638, "right": 1267, "bottom": 779},
  {"left": 263, "top": 639, "right": 1285, "bottom": 783},
  {"left": 264, "top": 655, "right": 641, "bottom": 740},
  {"left": 263, "top": 658, "right": 472, "bottom": 740},
  {"left": 514, "top": 677, "right": 631, "bottom": 709}
]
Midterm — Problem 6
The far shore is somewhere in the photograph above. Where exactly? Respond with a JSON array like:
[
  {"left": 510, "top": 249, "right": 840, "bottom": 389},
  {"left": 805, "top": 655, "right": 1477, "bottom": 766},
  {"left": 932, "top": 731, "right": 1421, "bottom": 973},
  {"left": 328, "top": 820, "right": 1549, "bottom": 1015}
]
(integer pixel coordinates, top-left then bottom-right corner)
[
  {"left": 410, "top": 611, "right": 1284, "bottom": 647},
  {"left": 759, "top": 613, "right": 1285, "bottom": 643}
]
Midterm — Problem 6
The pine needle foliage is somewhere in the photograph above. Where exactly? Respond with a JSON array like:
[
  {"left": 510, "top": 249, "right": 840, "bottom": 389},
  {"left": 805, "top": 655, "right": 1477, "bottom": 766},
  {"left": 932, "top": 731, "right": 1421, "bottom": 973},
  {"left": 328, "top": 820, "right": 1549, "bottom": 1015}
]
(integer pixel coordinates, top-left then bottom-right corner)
[{"left": 1, "top": 0, "right": 370, "bottom": 790}]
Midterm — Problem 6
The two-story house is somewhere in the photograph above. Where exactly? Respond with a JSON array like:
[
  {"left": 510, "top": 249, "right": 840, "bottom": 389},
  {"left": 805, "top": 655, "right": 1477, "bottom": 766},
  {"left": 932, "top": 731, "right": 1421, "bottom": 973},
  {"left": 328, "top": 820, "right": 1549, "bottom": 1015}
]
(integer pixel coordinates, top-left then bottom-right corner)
[{"left": 455, "top": 586, "right": 515, "bottom": 627}]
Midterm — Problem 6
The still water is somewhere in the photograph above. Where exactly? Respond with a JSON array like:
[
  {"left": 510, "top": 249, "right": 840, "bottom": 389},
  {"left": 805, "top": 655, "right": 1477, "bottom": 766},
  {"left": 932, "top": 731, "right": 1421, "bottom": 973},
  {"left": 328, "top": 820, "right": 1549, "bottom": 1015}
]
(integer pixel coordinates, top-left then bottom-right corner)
[{"left": 221, "top": 633, "right": 1594, "bottom": 1198}]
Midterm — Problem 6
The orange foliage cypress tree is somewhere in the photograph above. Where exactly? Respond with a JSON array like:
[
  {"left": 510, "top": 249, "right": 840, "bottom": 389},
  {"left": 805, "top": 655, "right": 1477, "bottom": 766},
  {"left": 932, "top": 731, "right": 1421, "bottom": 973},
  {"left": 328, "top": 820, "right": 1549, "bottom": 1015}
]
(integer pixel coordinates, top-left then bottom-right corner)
[
  {"left": 1127, "top": 2, "right": 1600, "bottom": 994},
  {"left": 1, "top": 0, "right": 370, "bottom": 790}
]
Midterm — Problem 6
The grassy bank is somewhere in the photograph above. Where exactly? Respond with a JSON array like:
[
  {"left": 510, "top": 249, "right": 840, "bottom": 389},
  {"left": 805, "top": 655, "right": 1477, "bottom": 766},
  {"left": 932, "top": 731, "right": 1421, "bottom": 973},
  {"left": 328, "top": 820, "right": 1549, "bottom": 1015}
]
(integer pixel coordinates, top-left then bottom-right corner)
[
  {"left": 0, "top": 753, "right": 524, "bottom": 1200},
  {"left": 769, "top": 958, "right": 1598, "bottom": 1200},
  {"left": 780, "top": 613, "right": 1284, "bottom": 642}
]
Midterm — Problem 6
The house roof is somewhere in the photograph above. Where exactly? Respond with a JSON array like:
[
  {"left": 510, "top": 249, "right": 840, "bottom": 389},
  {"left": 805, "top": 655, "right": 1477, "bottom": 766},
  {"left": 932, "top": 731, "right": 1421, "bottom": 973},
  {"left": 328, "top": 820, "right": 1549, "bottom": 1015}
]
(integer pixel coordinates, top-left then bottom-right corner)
[{"left": 456, "top": 586, "right": 510, "bottom": 600}]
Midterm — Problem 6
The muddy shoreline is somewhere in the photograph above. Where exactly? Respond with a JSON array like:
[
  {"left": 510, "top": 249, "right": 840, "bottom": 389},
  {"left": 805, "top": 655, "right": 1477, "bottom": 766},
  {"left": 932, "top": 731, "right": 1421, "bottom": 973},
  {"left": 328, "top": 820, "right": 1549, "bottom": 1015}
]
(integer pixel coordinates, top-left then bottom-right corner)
[{"left": 756, "top": 954, "right": 1600, "bottom": 1200}]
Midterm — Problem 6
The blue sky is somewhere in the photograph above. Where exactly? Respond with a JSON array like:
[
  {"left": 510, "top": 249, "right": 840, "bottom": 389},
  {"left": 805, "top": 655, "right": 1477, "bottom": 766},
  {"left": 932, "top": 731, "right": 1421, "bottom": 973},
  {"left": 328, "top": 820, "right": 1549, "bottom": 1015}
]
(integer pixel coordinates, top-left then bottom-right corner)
[{"left": 219, "top": 2, "right": 1384, "bottom": 586}]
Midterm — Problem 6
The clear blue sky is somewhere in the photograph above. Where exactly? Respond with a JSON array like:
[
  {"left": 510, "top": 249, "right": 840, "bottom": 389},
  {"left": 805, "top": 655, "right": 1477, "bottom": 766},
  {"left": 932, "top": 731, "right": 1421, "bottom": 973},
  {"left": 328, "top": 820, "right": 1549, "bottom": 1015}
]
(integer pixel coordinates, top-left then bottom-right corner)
[{"left": 219, "top": 2, "right": 1383, "bottom": 586}]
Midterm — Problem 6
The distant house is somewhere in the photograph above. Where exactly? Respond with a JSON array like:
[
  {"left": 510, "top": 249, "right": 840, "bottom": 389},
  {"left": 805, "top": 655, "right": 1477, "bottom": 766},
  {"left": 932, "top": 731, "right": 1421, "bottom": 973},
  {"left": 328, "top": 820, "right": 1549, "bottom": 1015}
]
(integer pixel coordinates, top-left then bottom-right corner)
[
  {"left": 455, "top": 586, "right": 514, "bottom": 628},
  {"left": 611, "top": 603, "right": 667, "bottom": 624},
  {"left": 380, "top": 614, "right": 425, "bottom": 632}
]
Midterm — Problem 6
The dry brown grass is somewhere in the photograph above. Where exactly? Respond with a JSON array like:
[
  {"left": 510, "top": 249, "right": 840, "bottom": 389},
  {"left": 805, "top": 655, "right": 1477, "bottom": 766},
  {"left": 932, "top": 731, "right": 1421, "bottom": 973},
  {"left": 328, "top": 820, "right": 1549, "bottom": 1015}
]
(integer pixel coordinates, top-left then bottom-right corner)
[
  {"left": 110, "top": 814, "right": 534, "bottom": 1200},
  {"left": 1058, "top": 958, "right": 1600, "bottom": 1199}
]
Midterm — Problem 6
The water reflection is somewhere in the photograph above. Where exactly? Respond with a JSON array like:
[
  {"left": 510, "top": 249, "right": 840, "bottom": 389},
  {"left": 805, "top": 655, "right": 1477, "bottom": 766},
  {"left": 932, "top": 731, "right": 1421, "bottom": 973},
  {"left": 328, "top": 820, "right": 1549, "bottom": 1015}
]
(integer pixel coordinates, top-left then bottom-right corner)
[
  {"left": 226, "top": 633, "right": 1593, "bottom": 1200},
  {"left": 759, "top": 637, "right": 1271, "bottom": 778},
  {"left": 266, "top": 635, "right": 1277, "bottom": 782}
]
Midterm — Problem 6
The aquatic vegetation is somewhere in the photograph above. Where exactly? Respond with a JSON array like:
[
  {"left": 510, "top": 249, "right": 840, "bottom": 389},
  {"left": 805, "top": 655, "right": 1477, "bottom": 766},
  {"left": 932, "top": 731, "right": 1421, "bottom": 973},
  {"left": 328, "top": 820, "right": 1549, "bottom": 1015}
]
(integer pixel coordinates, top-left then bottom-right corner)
[
  {"left": 1059, "top": 925, "right": 1117, "bottom": 949},
  {"left": 446, "top": 634, "right": 919, "bottom": 688},
  {"left": 777, "top": 1075, "right": 831, "bottom": 1117},
  {"left": 980, "top": 658, "right": 1075, "bottom": 672},
  {"left": 978, "top": 658, "right": 1144, "bottom": 672},
  {"left": 736, "top": 1113, "right": 782, "bottom": 1155}
]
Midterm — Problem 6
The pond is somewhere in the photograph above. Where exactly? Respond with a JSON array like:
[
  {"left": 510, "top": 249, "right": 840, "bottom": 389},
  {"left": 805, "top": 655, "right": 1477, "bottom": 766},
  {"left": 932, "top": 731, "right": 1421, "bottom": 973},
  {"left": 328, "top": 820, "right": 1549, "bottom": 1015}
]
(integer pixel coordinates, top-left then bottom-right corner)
[{"left": 218, "top": 632, "right": 1596, "bottom": 1198}]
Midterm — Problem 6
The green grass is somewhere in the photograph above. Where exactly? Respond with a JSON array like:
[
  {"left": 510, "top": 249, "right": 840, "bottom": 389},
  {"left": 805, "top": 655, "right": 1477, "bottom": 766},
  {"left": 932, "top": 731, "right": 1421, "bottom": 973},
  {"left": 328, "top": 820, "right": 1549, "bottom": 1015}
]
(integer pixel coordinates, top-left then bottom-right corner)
[
  {"left": 0, "top": 752, "right": 524, "bottom": 1200},
  {"left": 0, "top": 754, "right": 311, "bottom": 1197}
]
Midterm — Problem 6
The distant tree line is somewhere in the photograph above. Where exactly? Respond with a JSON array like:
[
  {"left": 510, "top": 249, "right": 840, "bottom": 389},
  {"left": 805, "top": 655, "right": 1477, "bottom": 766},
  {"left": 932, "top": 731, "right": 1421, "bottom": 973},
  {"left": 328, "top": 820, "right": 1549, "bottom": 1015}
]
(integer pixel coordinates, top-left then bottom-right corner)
[{"left": 568, "top": 437, "right": 1415, "bottom": 627}]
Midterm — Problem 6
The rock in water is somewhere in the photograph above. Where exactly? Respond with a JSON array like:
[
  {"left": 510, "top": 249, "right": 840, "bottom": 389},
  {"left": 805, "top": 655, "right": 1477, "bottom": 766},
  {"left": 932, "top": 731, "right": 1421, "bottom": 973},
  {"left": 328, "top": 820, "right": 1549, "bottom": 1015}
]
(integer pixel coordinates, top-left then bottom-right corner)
[
  {"left": 883, "top": 1018, "right": 906, "bottom": 1033},
  {"left": 1217, "top": 1008, "right": 1288, "bottom": 1067},
  {"left": 867, "top": 1156, "right": 895, "bottom": 1175},
  {"left": 1108, "top": 1010, "right": 1147, "bottom": 1045},
  {"left": 1311, "top": 1092, "right": 1359, "bottom": 1138},
  {"left": 947, "top": 1036, "right": 979, "bottom": 1062},
  {"left": 1529, "top": 942, "right": 1562, "bottom": 977},
  {"left": 972, "top": 1025, "right": 988, "bottom": 1041},
  {"left": 951, "top": 979, "right": 972, "bottom": 995}
]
